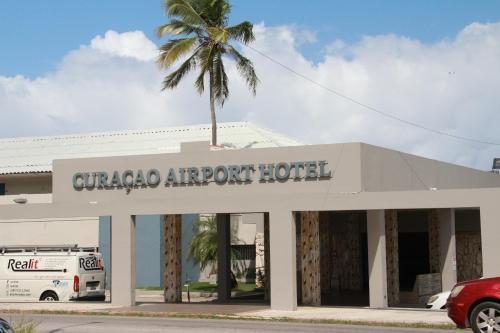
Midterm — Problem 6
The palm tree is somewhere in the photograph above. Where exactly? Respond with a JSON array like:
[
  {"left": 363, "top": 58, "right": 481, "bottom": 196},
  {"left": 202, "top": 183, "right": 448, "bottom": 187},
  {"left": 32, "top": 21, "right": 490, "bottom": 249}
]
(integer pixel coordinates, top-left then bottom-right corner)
[
  {"left": 188, "top": 215, "right": 244, "bottom": 285},
  {"left": 157, "top": 0, "right": 259, "bottom": 146}
]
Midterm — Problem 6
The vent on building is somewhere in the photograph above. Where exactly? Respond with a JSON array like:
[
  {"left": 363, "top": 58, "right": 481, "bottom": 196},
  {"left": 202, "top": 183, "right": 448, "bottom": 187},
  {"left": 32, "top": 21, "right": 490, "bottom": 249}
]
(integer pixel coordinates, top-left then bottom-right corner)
[{"left": 492, "top": 158, "right": 500, "bottom": 174}]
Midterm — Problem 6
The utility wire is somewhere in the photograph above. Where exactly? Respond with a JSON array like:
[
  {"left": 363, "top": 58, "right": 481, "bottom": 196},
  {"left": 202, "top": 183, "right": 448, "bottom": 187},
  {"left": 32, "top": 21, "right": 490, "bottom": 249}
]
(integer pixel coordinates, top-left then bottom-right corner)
[{"left": 244, "top": 44, "right": 500, "bottom": 147}]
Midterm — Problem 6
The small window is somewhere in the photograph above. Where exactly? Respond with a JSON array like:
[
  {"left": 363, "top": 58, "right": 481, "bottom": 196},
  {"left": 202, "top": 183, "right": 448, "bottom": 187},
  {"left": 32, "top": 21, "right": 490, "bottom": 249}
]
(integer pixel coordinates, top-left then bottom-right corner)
[
  {"left": 0, "top": 183, "right": 4, "bottom": 195},
  {"left": 231, "top": 244, "right": 256, "bottom": 260}
]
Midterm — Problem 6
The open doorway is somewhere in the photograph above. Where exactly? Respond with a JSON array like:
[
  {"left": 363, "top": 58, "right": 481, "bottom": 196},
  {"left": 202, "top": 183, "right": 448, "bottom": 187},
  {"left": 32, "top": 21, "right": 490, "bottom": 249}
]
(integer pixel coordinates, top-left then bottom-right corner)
[{"left": 296, "top": 211, "right": 369, "bottom": 307}]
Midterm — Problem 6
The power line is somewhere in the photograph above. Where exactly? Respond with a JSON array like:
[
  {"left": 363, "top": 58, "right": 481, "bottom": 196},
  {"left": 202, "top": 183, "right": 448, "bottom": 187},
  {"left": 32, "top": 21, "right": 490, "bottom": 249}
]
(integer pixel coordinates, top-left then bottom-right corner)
[{"left": 244, "top": 44, "right": 500, "bottom": 147}]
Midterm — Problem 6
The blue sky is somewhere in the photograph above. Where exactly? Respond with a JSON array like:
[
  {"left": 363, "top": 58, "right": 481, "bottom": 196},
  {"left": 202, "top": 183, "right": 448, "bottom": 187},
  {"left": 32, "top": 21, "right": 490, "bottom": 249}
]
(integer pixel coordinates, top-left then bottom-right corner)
[{"left": 1, "top": 0, "right": 500, "bottom": 78}]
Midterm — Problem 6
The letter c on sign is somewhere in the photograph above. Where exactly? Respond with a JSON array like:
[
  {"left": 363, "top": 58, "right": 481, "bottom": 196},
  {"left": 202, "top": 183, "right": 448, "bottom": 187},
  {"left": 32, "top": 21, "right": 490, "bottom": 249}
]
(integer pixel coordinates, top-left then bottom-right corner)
[{"left": 73, "top": 173, "right": 84, "bottom": 189}]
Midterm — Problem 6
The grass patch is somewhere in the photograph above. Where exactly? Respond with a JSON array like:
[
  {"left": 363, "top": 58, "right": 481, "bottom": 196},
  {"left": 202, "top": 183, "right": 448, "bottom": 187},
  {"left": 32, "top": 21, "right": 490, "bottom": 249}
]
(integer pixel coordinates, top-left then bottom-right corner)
[
  {"left": 183, "top": 282, "right": 218, "bottom": 293},
  {"left": 235, "top": 283, "right": 257, "bottom": 292},
  {"left": 140, "top": 286, "right": 163, "bottom": 291},
  {"left": 181, "top": 282, "right": 257, "bottom": 293}
]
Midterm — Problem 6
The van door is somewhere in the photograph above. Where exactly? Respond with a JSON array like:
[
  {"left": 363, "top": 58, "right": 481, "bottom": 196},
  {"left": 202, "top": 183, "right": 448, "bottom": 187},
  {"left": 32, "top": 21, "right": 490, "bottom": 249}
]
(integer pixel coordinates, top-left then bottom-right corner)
[{"left": 77, "top": 253, "right": 105, "bottom": 298}]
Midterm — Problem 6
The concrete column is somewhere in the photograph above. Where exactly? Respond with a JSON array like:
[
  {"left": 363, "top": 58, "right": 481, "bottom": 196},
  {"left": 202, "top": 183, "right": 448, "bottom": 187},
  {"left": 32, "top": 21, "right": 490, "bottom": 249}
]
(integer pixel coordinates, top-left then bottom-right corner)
[
  {"left": 110, "top": 213, "right": 136, "bottom": 307},
  {"left": 270, "top": 210, "right": 297, "bottom": 310},
  {"left": 164, "top": 214, "right": 182, "bottom": 303},
  {"left": 367, "top": 210, "right": 388, "bottom": 308},
  {"left": 480, "top": 204, "right": 500, "bottom": 278},
  {"left": 300, "top": 211, "right": 321, "bottom": 306},
  {"left": 385, "top": 210, "right": 399, "bottom": 306},
  {"left": 217, "top": 213, "right": 231, "bottom": 302},
  {"left": 438, "top": 209, "right": 457, "bottom": 291}
]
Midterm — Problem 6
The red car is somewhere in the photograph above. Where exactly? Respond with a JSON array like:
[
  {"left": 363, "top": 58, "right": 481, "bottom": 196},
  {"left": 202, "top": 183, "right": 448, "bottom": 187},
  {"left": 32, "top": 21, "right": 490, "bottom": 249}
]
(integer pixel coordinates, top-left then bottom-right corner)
[{"left": 447, "top": 277, "right": 500, "bottom": 333}]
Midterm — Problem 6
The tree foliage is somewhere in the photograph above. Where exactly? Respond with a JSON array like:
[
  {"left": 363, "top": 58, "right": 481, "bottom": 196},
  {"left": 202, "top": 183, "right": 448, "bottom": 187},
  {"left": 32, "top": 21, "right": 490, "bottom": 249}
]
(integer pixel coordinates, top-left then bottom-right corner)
[
  {"left": 187, "top": 215, "right": 243, "bottom": 275},
  {"left": 157, "top": 0, "right": 259, "bottom": 145}
]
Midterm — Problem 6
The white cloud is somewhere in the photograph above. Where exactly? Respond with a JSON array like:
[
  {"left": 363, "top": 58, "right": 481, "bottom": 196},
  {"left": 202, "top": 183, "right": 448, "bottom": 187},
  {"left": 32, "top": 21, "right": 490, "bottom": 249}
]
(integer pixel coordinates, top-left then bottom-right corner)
[
  {"left": 90, "top": 30, "right": 158, "bottom": 61},
  {"left": 0, "top": 23, "right": 499, "bottom": 170}
]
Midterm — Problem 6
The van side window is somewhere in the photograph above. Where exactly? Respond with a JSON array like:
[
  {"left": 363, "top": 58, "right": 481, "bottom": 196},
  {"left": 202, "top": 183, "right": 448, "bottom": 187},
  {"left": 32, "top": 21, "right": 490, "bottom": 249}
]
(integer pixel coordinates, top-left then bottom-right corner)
[{"left": 0, "top": 183, "right": 5, "bottom": 195}]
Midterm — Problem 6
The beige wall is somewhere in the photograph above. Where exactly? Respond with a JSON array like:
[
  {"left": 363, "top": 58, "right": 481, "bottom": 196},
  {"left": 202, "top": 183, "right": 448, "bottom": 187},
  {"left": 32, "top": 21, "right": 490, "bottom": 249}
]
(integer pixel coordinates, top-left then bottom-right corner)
[
  {"left": 0, "top": 217, "right": 99, "bottom": 247},
  {"left": 0, "top": 174, "right": 52, "bottom": 195},
  {"left": 361, "top": 144, "right": 500, "bottom": 191}
]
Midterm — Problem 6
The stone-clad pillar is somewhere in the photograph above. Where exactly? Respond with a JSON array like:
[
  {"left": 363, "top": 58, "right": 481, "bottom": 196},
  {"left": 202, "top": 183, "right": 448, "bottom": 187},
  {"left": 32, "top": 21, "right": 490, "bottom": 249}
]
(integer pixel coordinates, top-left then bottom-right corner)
[
  {"left": 367, "top": 210, "right": 388, "bottom": 308},
  {"left": 164, "top": 214, "right": 182, "bottom": 303},
  {"left": 301, "top": 211, "right": 321, "bottom": 306},
  {"left": 111, "top": 213, "right": 136, "bottom": 306},
  {"left": 385, "top": 210, "right": 399, "bottom": 306},
  {"left": 428, "top": 209, "right": 440, "bottom": 274}
]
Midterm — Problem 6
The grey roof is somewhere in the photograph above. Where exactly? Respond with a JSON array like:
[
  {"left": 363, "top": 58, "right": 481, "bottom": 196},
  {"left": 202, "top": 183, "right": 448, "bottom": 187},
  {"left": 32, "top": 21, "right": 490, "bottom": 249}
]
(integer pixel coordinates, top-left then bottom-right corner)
[{"left": 0, "top": 122, "right": 301, "bottom": 175}]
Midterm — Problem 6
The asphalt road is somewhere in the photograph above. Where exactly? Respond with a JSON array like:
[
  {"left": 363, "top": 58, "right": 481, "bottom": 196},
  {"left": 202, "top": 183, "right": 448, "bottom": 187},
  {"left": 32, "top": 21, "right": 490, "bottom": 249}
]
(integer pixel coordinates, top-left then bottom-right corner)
[{"left": 1, "top": 314, "right": 465, "bottom": 333}]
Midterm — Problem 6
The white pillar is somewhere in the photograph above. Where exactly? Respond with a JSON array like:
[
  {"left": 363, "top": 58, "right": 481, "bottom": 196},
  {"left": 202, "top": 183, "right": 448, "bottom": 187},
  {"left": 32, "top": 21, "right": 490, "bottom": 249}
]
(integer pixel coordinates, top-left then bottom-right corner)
[
  {"left": 438, "top": 209, "right": 457, "bottom": 291},
  {"left": 270, "top": 210, "right": 297, "bottom": 310},
  {"left": 111, "top": 213, "right": 136, "bottom": 306},
  {"left": 480, "top": 204, "right": 500, "bottom": 278},
  {"left": 367, "top": 210, "right": 388, "bottom": 308}
]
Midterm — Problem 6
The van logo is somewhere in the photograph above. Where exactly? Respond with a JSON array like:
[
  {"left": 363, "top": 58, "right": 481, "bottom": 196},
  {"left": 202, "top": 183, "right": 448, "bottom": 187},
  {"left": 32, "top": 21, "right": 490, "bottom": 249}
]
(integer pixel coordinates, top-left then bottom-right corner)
[
  {"left": 7, "top": 259, "right": 64, "bottom": 272},
  {"left": 79, "top": 257, "right": 103, "bottom": 271}
]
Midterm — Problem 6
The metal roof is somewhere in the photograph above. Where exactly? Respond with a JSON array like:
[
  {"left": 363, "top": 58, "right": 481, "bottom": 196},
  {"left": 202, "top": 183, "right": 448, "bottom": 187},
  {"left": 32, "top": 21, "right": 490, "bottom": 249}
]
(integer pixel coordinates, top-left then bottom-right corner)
[{"left": 0, "top": 122, "right": 301, "bottom": 175}]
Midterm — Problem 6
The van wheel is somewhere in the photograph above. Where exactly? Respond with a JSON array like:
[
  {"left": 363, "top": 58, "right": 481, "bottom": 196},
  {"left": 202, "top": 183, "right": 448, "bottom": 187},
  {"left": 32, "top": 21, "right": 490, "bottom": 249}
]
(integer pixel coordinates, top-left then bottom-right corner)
[
  {"left": 40, "top": 291, "right": 59, "bottom": 302},
  {"left": 470, "top": 301, "right": 500, "bottom": 333}
]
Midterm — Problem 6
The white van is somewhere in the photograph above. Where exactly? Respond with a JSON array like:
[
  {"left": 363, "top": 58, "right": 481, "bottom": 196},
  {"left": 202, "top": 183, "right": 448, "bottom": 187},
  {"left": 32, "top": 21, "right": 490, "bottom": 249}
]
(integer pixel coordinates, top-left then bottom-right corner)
[{"left": 0, "top": 245, "right": 106, "bottom": 302}]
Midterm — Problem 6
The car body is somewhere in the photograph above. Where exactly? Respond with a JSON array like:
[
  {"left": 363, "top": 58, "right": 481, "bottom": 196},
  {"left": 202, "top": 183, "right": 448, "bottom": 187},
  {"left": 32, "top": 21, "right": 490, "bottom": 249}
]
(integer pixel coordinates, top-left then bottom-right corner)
[
  {"left": 0, "top": 317, "right": 14, "bottom": 333},
  {"left": 426, "top": 291, "right": 451, "bottom": 310},
  {"left": 447, "top": 276, "right": 500, "bottom": 332}
]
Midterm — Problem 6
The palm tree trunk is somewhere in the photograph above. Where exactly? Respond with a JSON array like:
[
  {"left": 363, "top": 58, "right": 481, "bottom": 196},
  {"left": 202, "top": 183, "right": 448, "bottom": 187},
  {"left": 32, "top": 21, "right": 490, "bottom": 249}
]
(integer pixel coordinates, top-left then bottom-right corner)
[{"left": 209, "top": 73, "right": 217, "bottom": 146}]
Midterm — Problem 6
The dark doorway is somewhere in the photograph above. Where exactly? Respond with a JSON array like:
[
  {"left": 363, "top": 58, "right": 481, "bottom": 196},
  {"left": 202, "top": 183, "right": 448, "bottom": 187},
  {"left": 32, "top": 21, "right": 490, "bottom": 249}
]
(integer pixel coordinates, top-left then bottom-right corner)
[{"left": 398, "top": 232, "right": 430, "bottom": 291}]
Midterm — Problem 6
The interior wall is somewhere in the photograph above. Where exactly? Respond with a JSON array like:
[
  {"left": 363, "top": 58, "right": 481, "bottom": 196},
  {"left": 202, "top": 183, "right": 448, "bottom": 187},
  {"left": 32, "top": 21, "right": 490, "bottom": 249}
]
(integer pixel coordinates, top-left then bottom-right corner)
[
  {"left": 330, "top": 212, "right": 364, "bottom": 292},
  {"left": 397, "top": 211, "right": 430, "bottom": 291},
  {"left": 134, "top": 215, "right": 165, "bottom": 288}
]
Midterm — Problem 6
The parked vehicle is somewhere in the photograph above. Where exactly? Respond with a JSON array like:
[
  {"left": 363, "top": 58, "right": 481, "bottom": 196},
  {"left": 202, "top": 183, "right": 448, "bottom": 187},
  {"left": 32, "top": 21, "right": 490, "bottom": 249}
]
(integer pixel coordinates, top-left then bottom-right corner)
[
  {"left": 426, "top": 290, "right": 451, "bottom": 310},
  {"left": 0, "top": 317, "right": 14, "bottom": 333},
  {"left": 447, "top": 276, "right": 500, "bottom": 333},
  {"left": 0, "top": 245, "right": 106, "bottom": 302}
]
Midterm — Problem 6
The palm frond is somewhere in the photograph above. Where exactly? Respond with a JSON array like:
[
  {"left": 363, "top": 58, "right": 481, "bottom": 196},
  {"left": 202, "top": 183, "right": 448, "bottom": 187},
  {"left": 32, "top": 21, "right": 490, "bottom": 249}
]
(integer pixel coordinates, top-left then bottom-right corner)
[
  {"left": 226, "top": 45, "right": 258, "bottom": 94},
  {"left": 202, "top": 0, "right": 231, "bottom": 26},
  {"left": 194, "top": 68, "right": 207, "bottom": 94},
  {"left": 161, "top": 51, "right": 198, "bottom": 90},
  {"left": 227, "top": 21, "right": 255, "bottom": 44},
  {"left": 157, "top": 37, "right": 198, "bottom": 68},
  {"left": 212, "top": 52, "right": 229, "bottom": 105},
  {"left": 156, "top": 20, "right": 203, "bottom": 37},
  {"left": 207, "top": 26, "right": 229, "bottom": 44},
  {"left": 194, "top": 45, "right": 216, "bottom": 94},
  {"left": 165, "top": 0, "right": 207, "bottom": 26}
]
